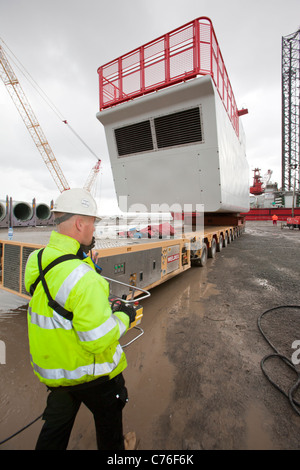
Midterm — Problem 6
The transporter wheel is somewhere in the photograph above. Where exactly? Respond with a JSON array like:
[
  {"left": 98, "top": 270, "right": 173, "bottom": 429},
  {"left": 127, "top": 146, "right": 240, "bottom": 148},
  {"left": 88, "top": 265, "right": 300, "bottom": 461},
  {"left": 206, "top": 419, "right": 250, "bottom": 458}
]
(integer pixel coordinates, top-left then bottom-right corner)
[
  {"left": 208, "top": 238, "right": 217, "bottom": 258},
  {"left": 223, "top": 233, "right": 228, "bottom": 247},
  {"left": 199, "top": 244, "right": 208, "bottom": 266},
  {"left": 217, "top": 234, "right": 223, "bottom": 252},
  {"left": 191, "top": 244, "right": 208, "bottom": 267}
]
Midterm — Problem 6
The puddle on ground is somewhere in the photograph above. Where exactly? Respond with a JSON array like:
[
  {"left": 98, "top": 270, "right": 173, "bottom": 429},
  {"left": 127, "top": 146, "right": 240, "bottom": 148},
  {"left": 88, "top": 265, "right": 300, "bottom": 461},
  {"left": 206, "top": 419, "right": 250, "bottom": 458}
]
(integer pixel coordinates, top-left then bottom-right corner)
[{"left": 245, "top": 402, "right": 274, "bottom": 450}]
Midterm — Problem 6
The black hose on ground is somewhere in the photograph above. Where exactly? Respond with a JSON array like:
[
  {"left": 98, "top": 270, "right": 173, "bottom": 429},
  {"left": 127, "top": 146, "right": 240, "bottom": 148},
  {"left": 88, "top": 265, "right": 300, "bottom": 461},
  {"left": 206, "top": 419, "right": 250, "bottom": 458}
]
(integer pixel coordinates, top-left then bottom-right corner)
[
  {"left": 0, "top": 414, "right": 43, "bottom": 446},
  {"left": 258, "top": 305, "right": 300, "bottom": 416}
]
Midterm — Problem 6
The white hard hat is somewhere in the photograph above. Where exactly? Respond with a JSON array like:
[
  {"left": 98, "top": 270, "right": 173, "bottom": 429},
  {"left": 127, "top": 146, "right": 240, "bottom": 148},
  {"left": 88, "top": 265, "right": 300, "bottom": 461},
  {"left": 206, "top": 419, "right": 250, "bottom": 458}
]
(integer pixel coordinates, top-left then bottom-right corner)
[{"left": 52, "top": 188, "right": 101, "bottom": 219}]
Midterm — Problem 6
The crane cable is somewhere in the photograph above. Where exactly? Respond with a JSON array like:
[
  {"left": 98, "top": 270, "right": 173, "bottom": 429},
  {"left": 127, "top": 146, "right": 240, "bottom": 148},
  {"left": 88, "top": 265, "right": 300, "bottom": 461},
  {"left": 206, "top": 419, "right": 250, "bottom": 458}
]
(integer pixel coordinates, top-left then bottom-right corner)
[
  {"left": 0, "top": 36, "right": 99, "bottom": 162},
  {"left": 62, "top": 120, "right": 99, "bottom": 161},
  {"left": 258, "top": 305, "right": 300, "bottom": 416}
]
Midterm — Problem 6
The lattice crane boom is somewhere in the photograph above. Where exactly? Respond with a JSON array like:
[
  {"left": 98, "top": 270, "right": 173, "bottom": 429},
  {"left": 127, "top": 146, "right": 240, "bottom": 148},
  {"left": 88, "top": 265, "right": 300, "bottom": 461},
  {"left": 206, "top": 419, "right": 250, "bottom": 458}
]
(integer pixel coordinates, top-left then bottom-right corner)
[
  {"left": 282, "top": 29, "right": 300, "bottom": 191},
  {"left": 83, "top": 159, "right": 101, "bottom": 192},
  {"left": 0, "top": 45, "right": 70, "bottom": 193}
]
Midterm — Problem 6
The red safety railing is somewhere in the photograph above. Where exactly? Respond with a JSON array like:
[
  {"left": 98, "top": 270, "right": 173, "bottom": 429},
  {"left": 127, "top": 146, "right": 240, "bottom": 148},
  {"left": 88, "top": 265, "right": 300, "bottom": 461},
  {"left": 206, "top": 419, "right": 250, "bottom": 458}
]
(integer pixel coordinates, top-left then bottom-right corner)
[{"left": 98, "top": 17, "right": 239, "bottom": 136}]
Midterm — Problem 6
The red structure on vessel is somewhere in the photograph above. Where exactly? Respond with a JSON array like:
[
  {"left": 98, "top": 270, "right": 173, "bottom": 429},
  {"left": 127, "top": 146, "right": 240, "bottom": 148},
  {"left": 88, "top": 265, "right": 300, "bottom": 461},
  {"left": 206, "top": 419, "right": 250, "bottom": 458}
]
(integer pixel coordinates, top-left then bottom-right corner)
[{"left": 250, "top": 168, "right": 264, "bottom": 195}]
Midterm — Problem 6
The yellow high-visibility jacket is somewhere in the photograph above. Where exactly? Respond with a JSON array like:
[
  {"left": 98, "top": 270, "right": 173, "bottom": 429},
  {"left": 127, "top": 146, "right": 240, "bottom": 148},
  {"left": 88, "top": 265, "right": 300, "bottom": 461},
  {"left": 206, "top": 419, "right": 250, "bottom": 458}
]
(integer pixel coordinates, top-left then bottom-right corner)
[{"left": 24, "top": 231, "right": 129, "bottom": 388}]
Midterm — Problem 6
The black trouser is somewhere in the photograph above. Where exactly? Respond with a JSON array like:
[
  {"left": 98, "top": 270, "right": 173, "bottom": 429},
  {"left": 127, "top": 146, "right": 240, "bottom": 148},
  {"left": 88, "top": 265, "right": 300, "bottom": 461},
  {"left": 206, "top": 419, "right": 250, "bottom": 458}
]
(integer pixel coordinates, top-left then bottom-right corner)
[{"left": 35, "top": 374, "right": 128, "bottom": 450}]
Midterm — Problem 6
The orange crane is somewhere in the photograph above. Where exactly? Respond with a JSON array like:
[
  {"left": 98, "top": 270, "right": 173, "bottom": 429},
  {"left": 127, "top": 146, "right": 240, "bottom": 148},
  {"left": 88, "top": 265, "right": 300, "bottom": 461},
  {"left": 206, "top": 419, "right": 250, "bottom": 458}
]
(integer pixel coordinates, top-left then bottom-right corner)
[
  {"left": 0, "top": 44, "right": 70, "bottom": 193},
  {"left": 0, "top": 44, "right": 100, "bottom": 194}
]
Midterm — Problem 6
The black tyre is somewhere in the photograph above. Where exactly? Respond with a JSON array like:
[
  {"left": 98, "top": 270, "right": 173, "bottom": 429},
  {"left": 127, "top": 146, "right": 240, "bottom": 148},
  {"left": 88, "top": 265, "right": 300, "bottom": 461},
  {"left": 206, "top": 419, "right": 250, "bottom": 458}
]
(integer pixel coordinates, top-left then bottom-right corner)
[
  {"left": 199, "top": 244, "right": 208, "bottom": 266},
  {"left": 217, "top": 234, "right": 223, "bottom": 252},
  {"left": 223, "top": 233, "right": 228, "bottom": 247},
  {"left": 208, "top": 238, "right": 217, "bottom": 258}
]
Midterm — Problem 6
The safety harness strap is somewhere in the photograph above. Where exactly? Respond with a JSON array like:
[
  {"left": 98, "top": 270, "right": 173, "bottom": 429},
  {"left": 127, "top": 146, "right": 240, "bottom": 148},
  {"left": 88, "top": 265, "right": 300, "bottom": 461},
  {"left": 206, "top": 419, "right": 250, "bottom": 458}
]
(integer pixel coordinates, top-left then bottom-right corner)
[
  {"left": 30, "top": 252, "right": 80, "bottom": 295},
  {"left": 31, "top": 249, "right": 79, "bottom": 321}
]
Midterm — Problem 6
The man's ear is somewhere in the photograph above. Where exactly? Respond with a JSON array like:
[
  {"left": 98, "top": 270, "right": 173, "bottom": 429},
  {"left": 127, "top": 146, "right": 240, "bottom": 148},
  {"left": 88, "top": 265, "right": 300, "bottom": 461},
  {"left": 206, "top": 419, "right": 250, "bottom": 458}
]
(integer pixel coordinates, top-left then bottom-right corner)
[{"left": 74, "top": 215, "right": 84, "bottom": 233}]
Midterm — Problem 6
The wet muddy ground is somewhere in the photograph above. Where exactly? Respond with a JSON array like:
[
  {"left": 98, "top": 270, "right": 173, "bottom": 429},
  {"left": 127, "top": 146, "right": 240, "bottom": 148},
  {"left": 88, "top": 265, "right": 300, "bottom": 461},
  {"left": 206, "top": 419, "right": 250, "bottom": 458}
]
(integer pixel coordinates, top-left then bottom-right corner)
[{"left": 0, "top": 221, "right": 300, "bottom": 450}]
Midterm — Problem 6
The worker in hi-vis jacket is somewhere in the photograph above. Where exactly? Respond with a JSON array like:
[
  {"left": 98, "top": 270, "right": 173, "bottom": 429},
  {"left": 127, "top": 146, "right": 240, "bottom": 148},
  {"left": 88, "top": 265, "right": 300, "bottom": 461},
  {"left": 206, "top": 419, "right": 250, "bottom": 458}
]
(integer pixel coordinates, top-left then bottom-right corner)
[{"left": 25, "top": 188, "right": 136, "bottom": 450}]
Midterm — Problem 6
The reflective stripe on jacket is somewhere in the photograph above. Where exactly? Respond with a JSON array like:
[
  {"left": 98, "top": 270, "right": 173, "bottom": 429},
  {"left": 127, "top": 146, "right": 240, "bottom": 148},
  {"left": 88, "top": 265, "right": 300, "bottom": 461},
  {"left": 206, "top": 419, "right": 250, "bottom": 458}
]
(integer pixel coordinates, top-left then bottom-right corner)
[{"left": 24, "top": 231, "right": 129, "bottom": 388}]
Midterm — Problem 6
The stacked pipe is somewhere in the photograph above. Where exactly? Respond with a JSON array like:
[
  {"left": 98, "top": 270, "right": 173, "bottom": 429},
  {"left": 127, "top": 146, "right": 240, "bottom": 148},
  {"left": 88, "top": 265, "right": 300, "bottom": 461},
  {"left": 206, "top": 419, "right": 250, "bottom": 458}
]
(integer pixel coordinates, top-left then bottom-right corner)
[
  {"left": 0, "top": 200, "right": 7, "bottom": 222},
  {"left": 13, "top": 201, "right": 34, "bottom": 224},
  {"left": 0, "top": 197, "right": 10, "bottom": 228},
  {"left": 0, "top": 196, "right": 54, "bottom": 228}
]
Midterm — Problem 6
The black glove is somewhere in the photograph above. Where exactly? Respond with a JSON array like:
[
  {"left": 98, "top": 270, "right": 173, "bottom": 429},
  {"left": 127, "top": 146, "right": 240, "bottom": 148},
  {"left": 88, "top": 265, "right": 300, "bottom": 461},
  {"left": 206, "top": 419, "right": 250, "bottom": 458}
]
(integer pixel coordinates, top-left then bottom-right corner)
[{"left": 111, "top": 300, "right": 136, "bottom": 324}]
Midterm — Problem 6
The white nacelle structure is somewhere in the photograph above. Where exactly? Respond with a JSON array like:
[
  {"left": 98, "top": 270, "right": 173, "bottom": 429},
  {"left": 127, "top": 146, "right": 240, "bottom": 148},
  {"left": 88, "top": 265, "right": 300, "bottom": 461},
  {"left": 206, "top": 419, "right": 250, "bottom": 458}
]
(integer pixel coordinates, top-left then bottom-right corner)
[{"left": 96, "top": 75, "right": 249, "bottom": 213}]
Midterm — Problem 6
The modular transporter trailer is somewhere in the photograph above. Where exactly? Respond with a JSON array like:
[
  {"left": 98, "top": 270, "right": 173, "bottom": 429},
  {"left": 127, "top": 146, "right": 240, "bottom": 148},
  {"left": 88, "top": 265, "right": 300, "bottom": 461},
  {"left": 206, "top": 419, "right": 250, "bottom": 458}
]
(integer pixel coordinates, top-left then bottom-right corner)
[{"left": 0, "top": 221, "right": 244, "bottom": 302}]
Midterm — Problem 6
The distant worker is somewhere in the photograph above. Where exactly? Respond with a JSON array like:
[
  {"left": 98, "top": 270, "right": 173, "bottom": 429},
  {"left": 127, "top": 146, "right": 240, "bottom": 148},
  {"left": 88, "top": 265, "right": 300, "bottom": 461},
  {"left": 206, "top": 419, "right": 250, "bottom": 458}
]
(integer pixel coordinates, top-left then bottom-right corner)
[
  {"left": 24, "top": 188, "right": 137, "bottom": 450},
  {"left": 272, "top": 214, "right": 278, "bottom": 225}
]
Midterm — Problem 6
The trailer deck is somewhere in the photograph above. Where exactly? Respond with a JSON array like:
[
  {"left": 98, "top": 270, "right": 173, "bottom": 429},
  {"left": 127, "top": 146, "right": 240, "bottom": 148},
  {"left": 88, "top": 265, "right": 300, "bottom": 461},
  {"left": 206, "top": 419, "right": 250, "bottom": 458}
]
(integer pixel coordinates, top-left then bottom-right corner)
[{"left": 0, "top": 222, "right": 244, "bottom": 301}]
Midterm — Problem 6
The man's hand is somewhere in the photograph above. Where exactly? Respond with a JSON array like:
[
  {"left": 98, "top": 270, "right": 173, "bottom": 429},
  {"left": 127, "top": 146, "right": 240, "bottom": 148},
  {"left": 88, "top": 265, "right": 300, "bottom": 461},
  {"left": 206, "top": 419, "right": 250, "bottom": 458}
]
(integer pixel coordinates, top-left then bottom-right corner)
[{"left": 112, "top": 300, "right": 136, "bottom": 324}]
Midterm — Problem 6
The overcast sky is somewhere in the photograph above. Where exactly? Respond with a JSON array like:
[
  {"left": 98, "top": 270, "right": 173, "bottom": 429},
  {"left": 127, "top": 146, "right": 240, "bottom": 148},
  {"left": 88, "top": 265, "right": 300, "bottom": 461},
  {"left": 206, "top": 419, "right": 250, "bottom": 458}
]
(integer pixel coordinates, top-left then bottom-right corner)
[{"left": 0, "top": 0, "right": 299, "bottom": 213}]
